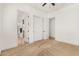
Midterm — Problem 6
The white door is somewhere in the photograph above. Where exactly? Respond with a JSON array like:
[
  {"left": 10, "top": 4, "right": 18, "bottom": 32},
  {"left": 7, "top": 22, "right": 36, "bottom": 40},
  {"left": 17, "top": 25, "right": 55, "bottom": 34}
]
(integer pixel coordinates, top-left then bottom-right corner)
[{"left": 33, "top": 15, "right": 43, "bottom": 41}]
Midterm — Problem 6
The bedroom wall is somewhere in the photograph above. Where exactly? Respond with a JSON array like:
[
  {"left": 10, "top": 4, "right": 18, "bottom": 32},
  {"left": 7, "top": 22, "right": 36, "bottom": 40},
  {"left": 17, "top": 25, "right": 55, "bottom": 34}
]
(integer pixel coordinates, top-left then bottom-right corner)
[
  {"left": 2, "top": 4, "right": 18, "bottom": 50},
  {"left": 0, "top": 4, "right": 4, "bottom": 50},
  {"left": 0, "top": 4, "right": 2, "bottom": 50},
  {"left": 49, "top": 4, "right": 79, "bottom": 45}
]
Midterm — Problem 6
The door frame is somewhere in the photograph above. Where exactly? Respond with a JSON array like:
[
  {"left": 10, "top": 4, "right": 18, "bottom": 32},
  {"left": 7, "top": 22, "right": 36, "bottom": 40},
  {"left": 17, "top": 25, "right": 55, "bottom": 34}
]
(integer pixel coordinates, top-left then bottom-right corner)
[{"left": 49, "top": 17, "right": 55, "bottom": 39}]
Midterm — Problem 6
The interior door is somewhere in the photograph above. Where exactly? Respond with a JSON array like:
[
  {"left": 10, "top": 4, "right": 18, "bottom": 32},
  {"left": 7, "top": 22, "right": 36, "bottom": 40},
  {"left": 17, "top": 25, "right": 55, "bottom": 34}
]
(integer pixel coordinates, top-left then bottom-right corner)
[{"left": 33, "top": 15, "right": 43, "bottom": 41}]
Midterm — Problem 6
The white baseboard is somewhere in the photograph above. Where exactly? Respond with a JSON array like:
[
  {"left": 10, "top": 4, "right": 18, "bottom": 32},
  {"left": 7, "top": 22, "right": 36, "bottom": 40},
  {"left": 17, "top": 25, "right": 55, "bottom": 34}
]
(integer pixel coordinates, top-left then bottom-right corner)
[{"left": 55, "top": 39, "right": 79, "bottom": 46}]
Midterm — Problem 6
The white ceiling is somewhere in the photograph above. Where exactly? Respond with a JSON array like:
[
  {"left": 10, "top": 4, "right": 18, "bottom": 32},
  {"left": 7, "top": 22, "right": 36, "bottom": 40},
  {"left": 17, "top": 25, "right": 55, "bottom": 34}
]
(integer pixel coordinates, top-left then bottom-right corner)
[{"left": 27, "top": 3, "right": 73, "bottom": 13}]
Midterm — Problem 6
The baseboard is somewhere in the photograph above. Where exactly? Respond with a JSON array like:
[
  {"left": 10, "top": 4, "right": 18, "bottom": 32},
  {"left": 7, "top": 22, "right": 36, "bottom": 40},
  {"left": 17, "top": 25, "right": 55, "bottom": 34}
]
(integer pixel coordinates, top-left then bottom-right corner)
[{"left": 55, "top": 39, "right": 79, "bottom": 46}]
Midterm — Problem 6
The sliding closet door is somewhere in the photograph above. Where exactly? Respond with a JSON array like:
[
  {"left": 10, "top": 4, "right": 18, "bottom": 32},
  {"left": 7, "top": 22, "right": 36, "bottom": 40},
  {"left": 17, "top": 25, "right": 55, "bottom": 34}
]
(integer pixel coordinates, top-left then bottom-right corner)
[{"left": 33, "top": 15, "right": 43, "bottom": 41}]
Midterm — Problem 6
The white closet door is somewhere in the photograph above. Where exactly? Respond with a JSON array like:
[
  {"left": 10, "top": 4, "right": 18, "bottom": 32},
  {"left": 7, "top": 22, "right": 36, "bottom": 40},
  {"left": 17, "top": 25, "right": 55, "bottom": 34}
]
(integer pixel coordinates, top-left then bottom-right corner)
[{"left": 33, "top": 15, "right": 43, "bottom": 41}]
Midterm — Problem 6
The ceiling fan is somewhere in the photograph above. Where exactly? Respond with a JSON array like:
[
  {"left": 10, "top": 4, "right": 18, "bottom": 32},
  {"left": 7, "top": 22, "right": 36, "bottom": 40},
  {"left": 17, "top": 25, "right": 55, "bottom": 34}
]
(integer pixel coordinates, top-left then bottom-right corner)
[{"left": 42, "top": 3, "right": 55, "bottom": 6}]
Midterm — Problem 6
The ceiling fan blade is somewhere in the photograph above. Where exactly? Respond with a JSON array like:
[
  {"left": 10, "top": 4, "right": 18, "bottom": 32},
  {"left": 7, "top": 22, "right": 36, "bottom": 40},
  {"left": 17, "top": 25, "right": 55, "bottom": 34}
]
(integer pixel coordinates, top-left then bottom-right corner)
[
  {"left": 42, "top": 3, "right": 47, "bottom": 6},
  {"left": 51, "top": 3, "right": 55, "bottom": 6}
]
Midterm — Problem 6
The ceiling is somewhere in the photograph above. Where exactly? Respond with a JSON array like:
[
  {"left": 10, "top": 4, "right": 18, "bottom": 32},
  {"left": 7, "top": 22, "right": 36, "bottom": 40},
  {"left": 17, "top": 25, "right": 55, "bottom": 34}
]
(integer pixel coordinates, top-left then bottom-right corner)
[{"left": 27, "top": 3, "right": 73, "bottom": 13}]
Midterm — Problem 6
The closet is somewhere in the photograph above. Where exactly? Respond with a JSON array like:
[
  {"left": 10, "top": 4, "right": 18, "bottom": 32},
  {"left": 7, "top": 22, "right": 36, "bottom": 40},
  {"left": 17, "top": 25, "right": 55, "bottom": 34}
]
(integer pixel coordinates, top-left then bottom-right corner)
[{"left": 17, "top": 10, "right": 49, "bottom": 45}]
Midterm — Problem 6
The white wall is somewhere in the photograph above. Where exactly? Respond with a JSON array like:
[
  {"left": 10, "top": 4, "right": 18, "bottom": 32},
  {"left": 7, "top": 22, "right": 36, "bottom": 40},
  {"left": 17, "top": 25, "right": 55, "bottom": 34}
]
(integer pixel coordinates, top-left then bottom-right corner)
[
  {"left": 0, "top": 4, "right": 4, "bottom": 50},
  {"left": 2, "top": 4, "right": 17, "bottom": 50},
  {"left": 2, "top": 3, "right": 48, "bottom": 50},
  {"left": 49, "top": 4, "right": 79, "bottom": 45},
  {"left": 0, "top": 4, "right": 2, "bottom": 50}
]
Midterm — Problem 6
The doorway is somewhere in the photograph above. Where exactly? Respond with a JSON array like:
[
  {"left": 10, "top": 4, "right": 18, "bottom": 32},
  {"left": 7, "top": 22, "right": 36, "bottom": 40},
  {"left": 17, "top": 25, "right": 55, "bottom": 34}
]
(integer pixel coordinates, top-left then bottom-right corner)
[{"left": 49, "top": 17, "right": 55, "bottom": 39}]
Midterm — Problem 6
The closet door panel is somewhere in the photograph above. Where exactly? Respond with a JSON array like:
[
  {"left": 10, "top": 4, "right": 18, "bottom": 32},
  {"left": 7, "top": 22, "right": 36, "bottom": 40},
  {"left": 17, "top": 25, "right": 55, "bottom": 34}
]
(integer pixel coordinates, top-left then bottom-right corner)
[{"left": 33, "top": 16, "right": 43, "bottom": 41}]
